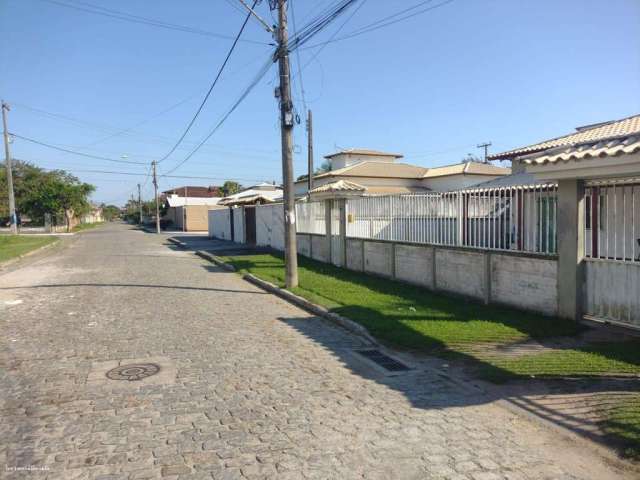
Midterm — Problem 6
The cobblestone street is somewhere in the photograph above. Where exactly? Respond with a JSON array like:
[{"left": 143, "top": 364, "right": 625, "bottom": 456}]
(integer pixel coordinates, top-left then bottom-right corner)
[{"left": 0, "top": 224, "right": 634, "bottom": 479}]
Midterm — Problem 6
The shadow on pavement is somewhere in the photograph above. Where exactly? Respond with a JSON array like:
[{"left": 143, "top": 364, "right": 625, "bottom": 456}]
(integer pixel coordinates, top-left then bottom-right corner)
[
  {"left": 0, "top": 282, "right": 267, "bottom": 295},
  {"left": 278, "top": 310, "right": 640, "bottom": 463}
]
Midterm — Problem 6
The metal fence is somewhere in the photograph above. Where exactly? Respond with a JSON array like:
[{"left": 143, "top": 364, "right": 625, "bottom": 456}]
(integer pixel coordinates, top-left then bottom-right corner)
[
  {"left": 334, "top": 185, "right": 558, "bottom": 255},
  {"left": 295, "top": 201, "right": 326, "bottom": 234},
  {"left": 585, "top": 179, "right": 640, "bottom": 263}
]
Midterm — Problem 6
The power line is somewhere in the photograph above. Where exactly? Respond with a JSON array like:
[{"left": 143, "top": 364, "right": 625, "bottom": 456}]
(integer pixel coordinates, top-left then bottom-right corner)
[
  {"left": 160, "top": 55, "right": 275, "bottom": 177},
  {"left": 11, "top": 101, "right": 279, "bottom": 157},
  {"left": 157, "top": 0, "right": 260, "bottom": 165},
  {"left": 290, "top": 0, "right": 308, "bottom": 112},
  {"left": 40, "top": 167, "right": 267, "bottom": 183},
  {"left": 38, "top": 0, "right": 271, "bottom": 45},
  {"left": 10, "top": 133, "right": 147, "bottom": 165},
  {"left": 288, "top": 0, "right": 360, "bottom": 51},
  {"left": 294, "top": 0, "right": 368, "bottom": 77},
  {"left": 300, "top": 0, "right": 455, "bottom": 50}
]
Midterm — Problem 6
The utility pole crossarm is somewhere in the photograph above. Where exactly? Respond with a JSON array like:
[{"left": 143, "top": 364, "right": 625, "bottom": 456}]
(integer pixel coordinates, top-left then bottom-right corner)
[
  {"left": 237, "top": 0, "right": 275, "bottom": 33},
  {"left": 477, "top": 142, "right": 492, "bottom": 163}
]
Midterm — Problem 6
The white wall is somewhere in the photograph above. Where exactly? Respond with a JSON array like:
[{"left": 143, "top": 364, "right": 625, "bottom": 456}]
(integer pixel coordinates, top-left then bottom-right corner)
[
  {"left": 422, "top": 174, "right": 505, "bottom": 192},
  {"left": 208, "top": 209, "right": 231, "bottom": 240},
  {"left": 232, "top": 207, "right": 245, "bottom": 243},
  {"left": 329, "top": 153, "right": 397, "bottom": 170},
  {"left": 296, "top": 175, "right": 423, "bottom": 196},
  {"left": 255, "top": 203, "right": 284, "bottom": 250}
]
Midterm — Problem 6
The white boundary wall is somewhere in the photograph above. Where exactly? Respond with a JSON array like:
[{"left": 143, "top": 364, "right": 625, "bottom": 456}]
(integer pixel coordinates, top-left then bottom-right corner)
[
  {"left": 232, "top": 207, "right": 245, "bottom": 244},
  {"left": 208, "top": 209, "right": 231, "bottom": 240},
  {"left": 255, "top": 204, "right": 285, "bottom": 250}
]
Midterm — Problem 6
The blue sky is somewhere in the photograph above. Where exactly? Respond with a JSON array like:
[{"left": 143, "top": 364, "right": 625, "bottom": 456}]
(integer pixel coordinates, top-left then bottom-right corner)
[{"left": 1, "top": 0, "right": 639, "bottom": 205}]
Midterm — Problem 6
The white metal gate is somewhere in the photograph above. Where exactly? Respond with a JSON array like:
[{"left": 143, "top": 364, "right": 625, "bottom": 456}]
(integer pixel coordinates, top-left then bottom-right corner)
[{"left": 583, "top": 179, "right": 640, "bottom": 328}]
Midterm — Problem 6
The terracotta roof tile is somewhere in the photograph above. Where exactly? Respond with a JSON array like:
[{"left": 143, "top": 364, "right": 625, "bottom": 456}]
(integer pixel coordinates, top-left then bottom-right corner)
[{"left": 490, "top": 114, "right": 640, "bottom": 160}]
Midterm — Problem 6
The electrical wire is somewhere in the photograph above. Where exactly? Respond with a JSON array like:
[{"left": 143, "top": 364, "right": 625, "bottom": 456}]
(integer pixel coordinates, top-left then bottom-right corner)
[
  {"left": 11, "top": 100, "right": 279, "bottom": 157},
  {"left": 38, "top": 0, "right": 271, "bottom": 45},
  {"left": 40, "top": 167, "right": 267, "bottom": 183},
  {"left": 156, "top": 0, "right": 260, "bottom": 165},
  {"left": 160, "top": 55, "right": 275, "bottom": 177},
  {"left": 288, "top": 0, "right": 359, "bottom": 51},
  {"left": 300, "top": 0, "right": 455, "bottom": 50},
  {"left": 294, "top": 0, "right": 368, "bottom": 78},
  {"left": 290, "top": 0, "right": 308, "bottom": 112},
  {"left": 10, "top": 133, "right": 147, "bottom": 165}
]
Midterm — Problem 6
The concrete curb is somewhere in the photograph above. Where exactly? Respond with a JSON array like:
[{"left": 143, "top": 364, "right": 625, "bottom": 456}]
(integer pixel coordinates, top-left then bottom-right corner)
[
  {"left": 166, "top": 237, "right": 187, "bottom": 248},
  {"left": 242, "top": 273, "right": 378, "bottom": 346},
  {"left": 194, "top": 250, "right": 236, "bottom": 272},
  {"left": 0, "top": 239, "right": 60, "bottom": 270}
]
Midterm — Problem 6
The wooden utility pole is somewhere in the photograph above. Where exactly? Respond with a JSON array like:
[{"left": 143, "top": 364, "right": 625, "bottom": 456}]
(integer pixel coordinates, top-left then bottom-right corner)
[
  {"left": 183, "top": 186, "right": 187, "bottom": 233},
  {"left": 152, "top": 161, "right": 160, "bottom": 233},
  {"left": 276, "top": 0, "right": 298, "bottom": 288},
  {"left": 137, "top": 183, "right": 142, "bottom": 224},
  {"left": 307, "top": 109, "right": 314, "bottom": 193},
  {"left": 2, "top": 101, "right": 17, "bottom": 235}
]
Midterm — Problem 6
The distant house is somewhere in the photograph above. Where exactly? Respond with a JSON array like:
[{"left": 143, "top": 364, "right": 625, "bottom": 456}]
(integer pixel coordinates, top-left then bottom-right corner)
[
  {"left": 162, "top": 185, "right": 222, "bottom": 199},
  {"left": 81, "top": 205, "right": 104, "bottom": 224},
  {"left": 162, "top": 185, "right": 223, "bottom": 231},
  {"left": 295, "top": 148, "right": 510, "bottom": 197},
  {"left": 218, "top": 182, "right": 283, "bottom": 206}
]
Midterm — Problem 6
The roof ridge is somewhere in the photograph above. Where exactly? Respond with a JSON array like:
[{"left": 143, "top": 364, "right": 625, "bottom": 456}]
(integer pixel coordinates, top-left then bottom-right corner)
[{"left": 489, "top": 113, "right": 640, "bottom": 160}]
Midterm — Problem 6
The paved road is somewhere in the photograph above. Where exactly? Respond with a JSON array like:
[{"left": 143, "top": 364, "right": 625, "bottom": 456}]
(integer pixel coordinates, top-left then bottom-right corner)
[{"left": 0, "top": 224, "right": 633, "bottom": 479}]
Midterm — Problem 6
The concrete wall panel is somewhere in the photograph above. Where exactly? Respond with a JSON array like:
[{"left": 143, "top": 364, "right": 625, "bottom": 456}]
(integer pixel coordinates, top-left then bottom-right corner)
[
  {"left": 346, "top": 238, "right": 364, "bottom": 271},
  {"left": 296, "top": 234, "right": 311, "bottom": 257},
  {"left": 311, "top": 235, "right": 329, "bottom": 262},
  {"left": 491, "top": 254, "right": 558, "bottom": 315},
  {"left": 395, "top": 244, "right": 433, "bottom": 288},
  {"left": 363, "top": 241, "right": 393, "bottom": 277},
  {"left": 435, "top": 249, "right": 484, "bottom": 300}
]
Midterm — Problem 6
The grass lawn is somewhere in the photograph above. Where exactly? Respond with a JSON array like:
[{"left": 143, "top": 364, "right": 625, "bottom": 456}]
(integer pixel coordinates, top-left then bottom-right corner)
[
  {"left": 603, "top": 395, "right": 640, "bottom": 460},
  {"left": 221, "top": 253, "right": 640, "bottom": 381},
  {"left": 72, "top": 222, "right": 104, "bottom": 232},
  {"left": 0, "top": 235, "right": 58, "bottom": 263}
]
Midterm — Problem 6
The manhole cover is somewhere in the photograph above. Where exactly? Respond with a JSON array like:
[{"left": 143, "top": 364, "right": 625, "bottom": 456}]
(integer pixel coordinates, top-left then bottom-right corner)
[{"left": 106, "top": 363, "right": 160, "bottom": 381}]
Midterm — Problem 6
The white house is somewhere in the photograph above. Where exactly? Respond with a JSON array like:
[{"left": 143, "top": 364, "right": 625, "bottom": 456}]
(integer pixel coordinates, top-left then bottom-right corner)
[
  {"left": 218, "top": 182, "right": 283, "bottom": 206},
  {"left": 489, "top": 113, "right": 640, "bottom": 326},
  {"left": 295, "top": 148, "right": 510, "bottom": 197}
]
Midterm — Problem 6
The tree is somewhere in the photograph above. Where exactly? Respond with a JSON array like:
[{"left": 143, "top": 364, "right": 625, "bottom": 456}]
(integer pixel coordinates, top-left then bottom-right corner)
[
  {"left": 221, "top": 180, "right": 241, "bottom": 196},
  {"left": 101, "top": 204, "right": 121, "bottom": 221},
  {"left": 297, "top": 160, "right": 332, "bottom": 181},
  {"left": 316, "top": 160, "right": 332, "bottom": 173},
  {"left": 1, "top": 160, "right": 95, "bottom": 230}
]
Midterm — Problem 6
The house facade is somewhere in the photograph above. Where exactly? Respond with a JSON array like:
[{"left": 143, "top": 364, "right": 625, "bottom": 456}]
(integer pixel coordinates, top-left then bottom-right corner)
[
  {"left": 489, "top": 114, "right": 640, "bottom": 327},
  {"left": 295, "top": 149, "right": 510, "bottom": 197},
  {"left": 162, "top": 185, "right": 223, "bottom": 231}
]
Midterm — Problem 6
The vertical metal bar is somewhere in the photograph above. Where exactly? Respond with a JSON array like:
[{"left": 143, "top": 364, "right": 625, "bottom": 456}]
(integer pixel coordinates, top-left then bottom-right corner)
[
  {"left": 623, "top": 185, "right": 626, "bottom": 261},
  {"left": 604, "top": 186, "right": 611, "bottom": 258},
  {"left": 633, "top": 184, "right": 636, "bottom": 263},
  {"left": 614, "top": 184, "right": 617, "bottom": 260}
]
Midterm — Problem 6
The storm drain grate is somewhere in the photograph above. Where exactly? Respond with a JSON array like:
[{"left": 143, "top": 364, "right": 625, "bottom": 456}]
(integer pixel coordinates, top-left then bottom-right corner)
[{"left": 356, "top": 349, "right": 410, "bottom": 372}]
